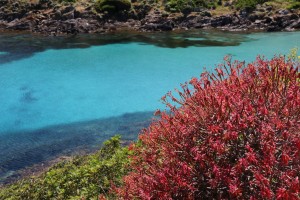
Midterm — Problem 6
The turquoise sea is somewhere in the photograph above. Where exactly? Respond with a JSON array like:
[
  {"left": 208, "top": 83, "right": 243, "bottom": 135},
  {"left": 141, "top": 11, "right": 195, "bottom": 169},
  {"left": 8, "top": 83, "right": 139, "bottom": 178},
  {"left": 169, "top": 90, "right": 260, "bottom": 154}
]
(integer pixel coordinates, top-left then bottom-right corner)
[{"left": 0, "top": 30, "right": 299, "bottom": 183}]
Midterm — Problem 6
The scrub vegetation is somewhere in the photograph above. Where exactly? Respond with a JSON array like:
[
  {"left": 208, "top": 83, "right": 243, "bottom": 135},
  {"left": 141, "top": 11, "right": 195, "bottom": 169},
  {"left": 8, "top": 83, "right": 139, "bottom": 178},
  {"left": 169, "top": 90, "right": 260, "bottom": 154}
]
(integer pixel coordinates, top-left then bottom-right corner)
[
  {"left": 11, "top": 0, "right": 300, "bottom": 14},
  {"left": 0, "top": 136, "right": 130, "bottom": 200},
  {"left": 94, "top": 0, "right": 132, "bottom": 13}
]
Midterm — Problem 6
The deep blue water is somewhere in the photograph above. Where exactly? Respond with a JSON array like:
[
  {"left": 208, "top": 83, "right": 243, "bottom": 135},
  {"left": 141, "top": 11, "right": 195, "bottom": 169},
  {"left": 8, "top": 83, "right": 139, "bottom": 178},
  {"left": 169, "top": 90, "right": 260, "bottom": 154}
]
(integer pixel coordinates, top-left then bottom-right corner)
[{"left": 0, "top": 30, "right": 299, "bottom": 183}]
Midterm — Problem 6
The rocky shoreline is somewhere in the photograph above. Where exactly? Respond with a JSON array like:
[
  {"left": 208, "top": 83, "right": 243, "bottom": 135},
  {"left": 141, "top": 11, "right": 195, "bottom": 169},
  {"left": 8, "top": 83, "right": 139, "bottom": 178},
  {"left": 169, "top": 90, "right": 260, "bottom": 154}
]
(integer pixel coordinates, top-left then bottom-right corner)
[{"left": 0, "top": 0, "right": 300, "bottom": 35}]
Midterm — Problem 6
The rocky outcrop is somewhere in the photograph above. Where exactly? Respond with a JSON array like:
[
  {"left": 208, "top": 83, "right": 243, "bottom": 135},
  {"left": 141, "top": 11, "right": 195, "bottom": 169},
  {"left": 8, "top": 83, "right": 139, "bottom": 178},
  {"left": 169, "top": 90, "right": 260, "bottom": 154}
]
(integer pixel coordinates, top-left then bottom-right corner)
[
  {"left": 0, "top": 0, "right": 299, "bottom": 35},
  {"left": 140, "top": 10, "right": 174, "bottom": 31},
  {"left": 139, "top": 3, "right": 300, "bottom": 32}
]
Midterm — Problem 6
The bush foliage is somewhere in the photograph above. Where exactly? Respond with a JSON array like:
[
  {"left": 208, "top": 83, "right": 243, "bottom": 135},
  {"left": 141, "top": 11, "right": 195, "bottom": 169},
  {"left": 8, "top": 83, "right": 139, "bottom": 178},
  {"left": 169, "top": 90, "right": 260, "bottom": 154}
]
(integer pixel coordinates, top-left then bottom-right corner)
[
  {"left": 288, "top": 1, "right": 300, "bottom": 10},
  {"left": 95, "top": 0, "right": 131, "bottom": 13},
  {"left": 116, "top": 56, "right": 300, "bottom": 199},
  {"left": 0, "top": 136, "right": 130, "bottom": 200},
  {"left": 165, "top": 0, "right": 207, "bottom": 13},
  {"left": 235, "top": 0, "right": 266, "bottom": 10}
]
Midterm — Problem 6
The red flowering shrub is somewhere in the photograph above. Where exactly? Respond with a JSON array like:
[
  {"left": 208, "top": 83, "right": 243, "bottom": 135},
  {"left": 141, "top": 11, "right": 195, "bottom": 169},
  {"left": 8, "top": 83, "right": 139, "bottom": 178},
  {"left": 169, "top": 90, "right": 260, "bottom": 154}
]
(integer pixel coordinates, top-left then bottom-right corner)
[{"left": 116, "top": 56, "right": 300, "bottom": 199}]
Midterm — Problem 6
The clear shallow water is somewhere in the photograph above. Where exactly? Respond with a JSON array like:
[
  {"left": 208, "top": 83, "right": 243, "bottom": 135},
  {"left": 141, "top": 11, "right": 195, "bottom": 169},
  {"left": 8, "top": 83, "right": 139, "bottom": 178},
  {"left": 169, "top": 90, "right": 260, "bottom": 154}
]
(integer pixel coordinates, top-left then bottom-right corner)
[
  {"left": 1, "top": 31, "right": 299, "bottom": 134},
  {"left": 0, "top": 30, "right": 299, "bottom": 182}
]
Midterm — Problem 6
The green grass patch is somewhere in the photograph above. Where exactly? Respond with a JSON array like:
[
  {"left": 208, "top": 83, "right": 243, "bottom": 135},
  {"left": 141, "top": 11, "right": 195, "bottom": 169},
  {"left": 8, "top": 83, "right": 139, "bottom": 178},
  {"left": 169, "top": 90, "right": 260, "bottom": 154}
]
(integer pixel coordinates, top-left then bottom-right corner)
[
  {"left": 0, "top": 136, "right": 131, "bottom": 200},
  {"left": 95, "top": 0, "right": 131, "bottom": 13}
]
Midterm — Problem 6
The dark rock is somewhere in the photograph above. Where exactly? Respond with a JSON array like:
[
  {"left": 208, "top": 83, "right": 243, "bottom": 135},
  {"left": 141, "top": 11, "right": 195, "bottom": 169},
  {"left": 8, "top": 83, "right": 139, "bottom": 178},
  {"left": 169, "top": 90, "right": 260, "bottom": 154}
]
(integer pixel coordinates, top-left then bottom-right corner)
[
  {"left": 182, "top": 6, "right": 193, "bottom": 15},
  {"left": 142, "top": 23, "right": 156, "bottom": 30},
  {"left": 74, "top": 9, "right": 81, "bottom": 18},
  {"left": 278, "top": 9, "right": 289, "bottom": 15},
  {"left": 0, "top": 0, "right": 8, "bottom": 7},
  {"left": 282, "top": 19, "right": 292, "bottom": 28},
  {"left": 76, "top": 19, "right": 100, "bottom": 33},
  {"left": 167, "top": 13, "right": 184, "bottom": 23},
  {"left": 239, "top": 9, "right": 249, "bottom": 18},
  {"left": 0, "top": 20, "right": 7, "bottom": 28},
  {"left": 267, "top": 25, "right": 281, "bottom": 32},
  {"left": 12, "top": 2, "right": 19, "bottom": 8},
  {"left": 254, "top": 19, "right": 262, "bottom": 24},
  {"left": 193, "top": 23, "right": 203, "bottom": 28},
  {"left": 108, "top": 24, "right": 116, "bottom": 31},
  {"left": 62, "top": 10, "right": 74, "bottom": 20},
  {"left": 201, "top": 11, "right": 211, "bottom": 17},
  {"left": 52, "top": 10, "right": 61, "bottom": 20},
  {"left": 61, "top": 6, "right": 75, "bottom": 14},
  {"left": 199, "top": 16, "right": 211, "bottom": 24},
  {"left": 159, "top": 20, "right": 174, "bottom": 31},
  {"left": 35, "top": 0, "right": 53, "bottom": 9},
  {"left": 40, "top": 0, "right": 52, "bottom": 4},
  {"left": 289, "top": 13, "right": 299, "bottom": 20},
  {"left": 231, "top": 18, "right": 240, "bottom": 25},
  {"left": 193, "top": 7, "right": 205, "bottom": 12},
  {"left": 211, "top": 15, "right": 232, "bottom": 27},
  {"left": 143, "top": 21, "right": 174, "bottom": 31},
  {"left": 143, "top": 23, "right": 155, "bottom": 30},
  {"left": 272, "top": 15, "right": 290, "bottom": 27},
  {"left": 6, "top": 19, "right": 30, "bottom": 30},
  {"left": 289, "top": 19, "right": 300, "bottom": 29},
  {"left": 5, "top": 11, "right": 26, "bottom": 21},
  {"left": 265, "top": 6, "right": 272, "bottom": 12},
  {"left": 143, "top": 10, "right": 165, "bottom": 24},
  {"left": 133, "top": 4, "right": 151, "bottom": 19},
  {"left": 59, "top": 19, "right": 78, "bottom": 34},
  {"left": 182, "top": 14, "right": 209, "bottom": 28},
  {"left": 186, "top": 13, "right": 198, "bottom": 20},
  {"left": 263, "top": 16, "right": 272, "bottom": 23},
  {"left": 75, "top": 10, "right": 97, "bottom": 20},
  {"left": 248, "top": 14, "right": 258, "bottom": 22},
  {"left": 273, "top": 15, "right": 283, "bottom": 22},
  {"left": 257, "top": 8, "right": 265, "bottom": 12}
]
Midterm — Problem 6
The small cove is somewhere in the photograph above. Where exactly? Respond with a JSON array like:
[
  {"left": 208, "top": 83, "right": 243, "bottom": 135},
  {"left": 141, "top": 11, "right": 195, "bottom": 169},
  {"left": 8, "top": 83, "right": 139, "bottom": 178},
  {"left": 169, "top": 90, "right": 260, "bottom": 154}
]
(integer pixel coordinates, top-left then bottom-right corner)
[{"left": 0, "top": 30, "right": 299, "bottom": 183}]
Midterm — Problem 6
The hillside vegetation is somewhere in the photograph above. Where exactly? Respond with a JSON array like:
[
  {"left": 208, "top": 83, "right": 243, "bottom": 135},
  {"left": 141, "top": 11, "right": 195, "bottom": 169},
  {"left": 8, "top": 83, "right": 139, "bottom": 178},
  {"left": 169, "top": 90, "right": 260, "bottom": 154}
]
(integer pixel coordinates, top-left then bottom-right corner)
[{"left": 4, "top": 0, "right": 300, "bottom": 14}]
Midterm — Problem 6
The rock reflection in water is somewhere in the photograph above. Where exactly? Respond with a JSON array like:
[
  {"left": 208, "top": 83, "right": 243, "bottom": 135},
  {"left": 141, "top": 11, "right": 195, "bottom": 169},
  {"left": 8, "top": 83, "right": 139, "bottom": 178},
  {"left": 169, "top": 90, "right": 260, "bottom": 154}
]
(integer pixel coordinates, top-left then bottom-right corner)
[{"left": 0, "top": 30, "right": 249, "bottom": 64}]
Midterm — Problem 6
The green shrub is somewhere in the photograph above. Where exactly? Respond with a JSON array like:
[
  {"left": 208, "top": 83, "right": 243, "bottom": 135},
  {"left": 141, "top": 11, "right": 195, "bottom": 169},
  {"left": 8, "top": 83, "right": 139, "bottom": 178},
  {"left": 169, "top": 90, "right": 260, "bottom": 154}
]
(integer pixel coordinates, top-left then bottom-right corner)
[
  {"left": 235, "top": 0, "right": 265, "bottom": 10},
  {"left": 287, "top": 1, "right": 300, "bottom": 9},
  {"left": 100, "top": 4, "right": 117, "bottom": 12},
  {"left": 0, "top": 136, "right": 131, "bottom": 200},
  {"left": 165, "top": 0, "right": 207, "bottom": 12},
  {"left": 95, "top": 0, "right": 131, "bottom": 13}
]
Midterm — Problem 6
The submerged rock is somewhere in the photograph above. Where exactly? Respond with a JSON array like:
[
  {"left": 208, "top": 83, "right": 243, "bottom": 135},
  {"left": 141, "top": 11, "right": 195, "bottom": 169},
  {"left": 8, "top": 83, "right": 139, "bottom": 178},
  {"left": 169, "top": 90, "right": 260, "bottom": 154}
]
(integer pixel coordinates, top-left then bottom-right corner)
[{"left": 0, "top": 111, "right": 153, "bottom": 184}]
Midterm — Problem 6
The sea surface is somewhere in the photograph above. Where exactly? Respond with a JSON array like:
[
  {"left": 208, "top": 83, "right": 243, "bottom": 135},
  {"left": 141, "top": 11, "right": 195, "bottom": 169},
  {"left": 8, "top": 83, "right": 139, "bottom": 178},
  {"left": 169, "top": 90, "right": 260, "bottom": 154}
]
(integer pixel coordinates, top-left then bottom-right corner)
[{"left": 0, "top": 30, "right": 299, "bottom": 183}]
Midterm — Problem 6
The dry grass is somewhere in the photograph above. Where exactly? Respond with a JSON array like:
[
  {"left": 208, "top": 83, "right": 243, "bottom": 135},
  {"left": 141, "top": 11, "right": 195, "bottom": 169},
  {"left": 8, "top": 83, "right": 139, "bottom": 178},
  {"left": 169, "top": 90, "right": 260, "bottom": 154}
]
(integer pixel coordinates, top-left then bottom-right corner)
[
  {"left": 263, "top": 0, "right": 295, "bottom": 10},
  {"left": 211, "top": 6, "right": 234, "bottom": 16}
]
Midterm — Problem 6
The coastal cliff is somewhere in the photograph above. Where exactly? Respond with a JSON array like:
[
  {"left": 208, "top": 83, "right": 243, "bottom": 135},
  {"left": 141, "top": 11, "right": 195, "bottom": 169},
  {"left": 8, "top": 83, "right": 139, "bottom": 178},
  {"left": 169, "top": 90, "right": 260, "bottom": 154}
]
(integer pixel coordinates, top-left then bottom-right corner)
[{"left": 0, "top": 0, "right": 300, "bottom": 35}]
